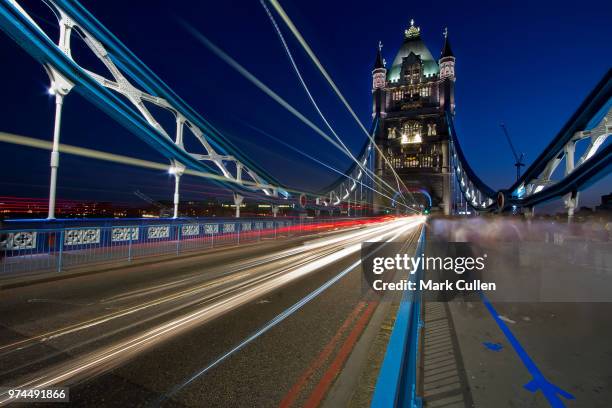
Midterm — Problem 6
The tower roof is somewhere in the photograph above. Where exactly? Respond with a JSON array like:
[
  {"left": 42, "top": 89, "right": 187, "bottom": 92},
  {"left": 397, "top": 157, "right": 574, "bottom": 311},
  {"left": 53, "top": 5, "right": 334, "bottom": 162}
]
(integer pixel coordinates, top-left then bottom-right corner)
[
  {"left": 387, "top": 20, "right": 439, "bottom": 82},
  {"left": 440, "top": 28, "right": 454, "bottom": 58}
]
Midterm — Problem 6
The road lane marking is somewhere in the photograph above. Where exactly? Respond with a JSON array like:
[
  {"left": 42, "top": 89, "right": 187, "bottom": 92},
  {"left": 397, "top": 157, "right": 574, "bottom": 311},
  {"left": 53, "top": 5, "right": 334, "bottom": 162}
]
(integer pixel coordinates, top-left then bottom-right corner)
[
  {"left": 279, "top": 301, "right": 367, "bottom": 408},
  {"left": 302, "top": 301, "right": 379, "bottom": 408}
]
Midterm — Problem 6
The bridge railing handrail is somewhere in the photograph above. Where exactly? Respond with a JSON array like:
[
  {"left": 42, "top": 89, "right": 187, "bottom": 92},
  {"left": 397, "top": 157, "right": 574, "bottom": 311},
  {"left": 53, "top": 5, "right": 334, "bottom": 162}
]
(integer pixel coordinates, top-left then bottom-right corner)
[{"left": 0, "top": 217, "right": 375, "bottom": 276}]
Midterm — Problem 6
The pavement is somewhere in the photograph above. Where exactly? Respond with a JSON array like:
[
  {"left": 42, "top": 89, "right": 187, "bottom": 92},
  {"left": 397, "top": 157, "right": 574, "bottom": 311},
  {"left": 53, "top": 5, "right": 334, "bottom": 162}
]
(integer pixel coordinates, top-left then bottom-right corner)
[{"left": 420, "top": 218, "right": 612, "bottom": 408}]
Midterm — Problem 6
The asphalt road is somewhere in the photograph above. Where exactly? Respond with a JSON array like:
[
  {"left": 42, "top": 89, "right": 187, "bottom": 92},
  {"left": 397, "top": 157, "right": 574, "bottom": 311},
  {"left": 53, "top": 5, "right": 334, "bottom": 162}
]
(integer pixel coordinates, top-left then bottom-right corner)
[{"left": 0, "top": 217, "right": 424, "bottom": 407}]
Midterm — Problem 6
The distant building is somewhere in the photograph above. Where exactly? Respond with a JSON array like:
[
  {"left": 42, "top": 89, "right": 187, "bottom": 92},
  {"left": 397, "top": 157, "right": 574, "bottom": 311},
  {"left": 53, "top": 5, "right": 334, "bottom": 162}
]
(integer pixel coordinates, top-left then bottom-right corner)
[
  {"left": 596, "top": 193, "right": 612, "bottom": 212},
  {"left": 372, "top": 20, "right": 455, "bottom": 214}
]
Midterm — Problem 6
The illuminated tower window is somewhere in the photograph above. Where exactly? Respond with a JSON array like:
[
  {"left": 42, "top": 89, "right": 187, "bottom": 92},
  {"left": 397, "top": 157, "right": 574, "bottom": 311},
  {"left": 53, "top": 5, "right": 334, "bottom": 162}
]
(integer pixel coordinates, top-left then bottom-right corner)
[
  {"left": 401, "top": 121, "right": 422, "bottom": 144},
  {"left": 427, "top": 123, "right": 437, "bottom": 136}
]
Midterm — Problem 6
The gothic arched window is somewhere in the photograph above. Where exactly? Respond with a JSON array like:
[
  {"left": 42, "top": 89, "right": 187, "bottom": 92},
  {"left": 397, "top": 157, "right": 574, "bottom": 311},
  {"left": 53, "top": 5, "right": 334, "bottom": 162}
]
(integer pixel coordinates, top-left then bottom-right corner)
[{"left": 400, "top": 121, "right": 422, "bottom": 144}]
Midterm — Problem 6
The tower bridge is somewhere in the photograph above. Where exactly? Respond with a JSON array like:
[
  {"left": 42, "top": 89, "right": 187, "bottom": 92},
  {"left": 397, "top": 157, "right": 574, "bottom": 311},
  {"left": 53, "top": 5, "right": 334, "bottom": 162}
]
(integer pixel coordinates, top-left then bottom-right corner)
[
  {"left": 0, "top": 2, "right": 610, "bottom": 407},
  {"left": 372, "top": 20, "right": 454, "bottom": 215},
  {"left": 0, "top": 2, "right": 608, "bottom": 221}
]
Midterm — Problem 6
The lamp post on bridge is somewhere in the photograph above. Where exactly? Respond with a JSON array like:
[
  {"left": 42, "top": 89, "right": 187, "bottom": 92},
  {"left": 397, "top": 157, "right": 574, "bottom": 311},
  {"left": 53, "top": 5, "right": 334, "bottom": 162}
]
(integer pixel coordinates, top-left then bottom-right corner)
[
  {"left": 233, "top": 193, "right": 244, "bottom": 218},
  {"left": 45, "top": 67, "right": 74, "bottom": 220},
  {"left": 169, "top": 161, "right": 185, "bottom": 219}
]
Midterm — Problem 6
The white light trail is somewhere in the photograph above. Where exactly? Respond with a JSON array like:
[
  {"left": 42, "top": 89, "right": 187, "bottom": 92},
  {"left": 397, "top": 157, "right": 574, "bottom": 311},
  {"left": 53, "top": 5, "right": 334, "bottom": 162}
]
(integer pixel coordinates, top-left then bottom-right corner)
[
  {"left": 0, "top": 218, "right": 424, "bottom": 401},
  {"left": 266, "top": 0, "right": 416, "bottom": 207},
  {"left": 179, "top": 23, "right": 416, "bottom": 212},
  {"left": 259, "top": 0, "right": 404, "bottom": 206},
  {"left": 161, "top": 218, "right": 422, "bottom": 401}
]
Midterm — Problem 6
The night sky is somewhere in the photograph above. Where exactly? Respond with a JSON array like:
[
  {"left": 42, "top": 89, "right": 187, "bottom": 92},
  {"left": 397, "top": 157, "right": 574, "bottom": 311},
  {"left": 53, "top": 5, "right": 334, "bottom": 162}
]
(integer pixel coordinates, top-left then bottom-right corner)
[{"left": 1, "top": 0, "right": 610, "bottom": 210}]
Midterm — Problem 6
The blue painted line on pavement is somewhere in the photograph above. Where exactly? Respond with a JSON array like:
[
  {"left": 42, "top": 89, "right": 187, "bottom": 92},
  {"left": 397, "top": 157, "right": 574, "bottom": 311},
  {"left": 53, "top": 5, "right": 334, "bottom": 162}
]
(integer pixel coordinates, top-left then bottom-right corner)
[
  {"left": 480, "top": 292, "right": 575, "bottom": 407},
  {"left": 483, "top": 341, "right": 503, "bottom": 352}
]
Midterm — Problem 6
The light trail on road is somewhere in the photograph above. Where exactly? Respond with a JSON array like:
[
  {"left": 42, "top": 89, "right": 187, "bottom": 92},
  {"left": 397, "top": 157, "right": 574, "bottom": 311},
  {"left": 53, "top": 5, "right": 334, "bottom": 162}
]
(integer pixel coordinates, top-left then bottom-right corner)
[
  {"left": 160, "top": 216, "right": 422, "bottom": 404},
  {"left": 0, "top": 217, "right": 424, "bottom": 404}
]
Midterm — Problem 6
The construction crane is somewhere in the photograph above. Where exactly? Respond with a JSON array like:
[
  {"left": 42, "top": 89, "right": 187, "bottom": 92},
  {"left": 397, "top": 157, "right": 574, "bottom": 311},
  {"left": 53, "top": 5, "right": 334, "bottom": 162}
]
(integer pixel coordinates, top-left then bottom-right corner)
[{"left": 500, "top": 123, "right": 525, "bottom": 181}]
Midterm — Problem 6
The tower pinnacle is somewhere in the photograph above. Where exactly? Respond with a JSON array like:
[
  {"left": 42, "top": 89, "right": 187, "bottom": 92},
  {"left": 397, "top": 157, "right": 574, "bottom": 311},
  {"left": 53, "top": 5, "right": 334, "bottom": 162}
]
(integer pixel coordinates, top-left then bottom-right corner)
[
  {"left": 404, "top": 19, "right": 421, "bottom": 39},
  {"left": 441, "top": 28, "right": 454, "bottom": 58},
  {"left": 374, "top": 41, "right": 385, "bottom": 69}
]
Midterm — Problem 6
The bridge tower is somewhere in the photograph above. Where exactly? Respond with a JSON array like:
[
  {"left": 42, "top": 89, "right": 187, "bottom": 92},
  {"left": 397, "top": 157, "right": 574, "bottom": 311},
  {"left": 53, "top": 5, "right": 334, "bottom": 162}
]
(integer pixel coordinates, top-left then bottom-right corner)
[{"left": 372, "top": 20, "right": 454, "bottom": 214}]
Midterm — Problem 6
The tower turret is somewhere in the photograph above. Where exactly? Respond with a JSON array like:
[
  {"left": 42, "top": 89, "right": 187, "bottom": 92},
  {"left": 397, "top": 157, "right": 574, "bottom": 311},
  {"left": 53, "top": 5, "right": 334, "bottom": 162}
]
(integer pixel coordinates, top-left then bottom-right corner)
[
  {"left": 439, "top": 28, "right": 456, "bottom": 115},
  {"left": 372, "top": 41, "right": 387, "bottom": 120}
]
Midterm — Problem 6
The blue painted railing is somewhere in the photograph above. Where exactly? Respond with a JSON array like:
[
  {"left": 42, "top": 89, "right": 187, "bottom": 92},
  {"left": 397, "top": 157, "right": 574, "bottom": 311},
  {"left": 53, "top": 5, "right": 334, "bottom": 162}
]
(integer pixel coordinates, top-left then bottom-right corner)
[{"left": 0, "top": 218, "right": 295, "bottom": 276}]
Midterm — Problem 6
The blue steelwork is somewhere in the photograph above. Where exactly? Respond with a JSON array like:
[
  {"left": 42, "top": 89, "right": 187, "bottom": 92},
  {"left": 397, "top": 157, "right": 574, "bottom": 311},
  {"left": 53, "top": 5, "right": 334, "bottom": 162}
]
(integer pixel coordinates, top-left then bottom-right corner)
[
  {"left": 447, "top": 69, "right": 611, "bottom": 212},
  {"left": 507, "top": 69, "right": 612, "bottom": 197},
  {"left": 371, "top": 227, "right": 425, "bottom": 408},
  {"left": 0, "top": 0, "right": 282, "bottom": 197},
  {"left": 0, "top": 217, "right": 367, "bottom": 275}
]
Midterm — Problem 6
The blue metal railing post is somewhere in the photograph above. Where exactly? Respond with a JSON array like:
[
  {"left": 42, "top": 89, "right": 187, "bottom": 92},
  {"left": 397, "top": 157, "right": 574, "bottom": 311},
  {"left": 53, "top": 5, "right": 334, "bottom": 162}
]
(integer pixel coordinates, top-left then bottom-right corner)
[
  {"left": 127, "top": 227, "right": 133, "bottom": 262},
  {"left": 57, "top": 230, "right": 64, "bottom": 272},
  {"left": 176, "top": 224, "right": 181, "bottom": 256}
]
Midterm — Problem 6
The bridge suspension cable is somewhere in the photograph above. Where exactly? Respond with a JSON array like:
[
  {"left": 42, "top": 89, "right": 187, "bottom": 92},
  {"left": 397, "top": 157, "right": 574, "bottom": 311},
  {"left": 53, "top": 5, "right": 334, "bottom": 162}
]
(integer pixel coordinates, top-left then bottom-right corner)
[
  {"left": 180, "top": 23, "right": 418, "bottom": 213},
  {"left": 264, "top": 0, "right": 418, "bottom": 209},
  {"left": 245, "top": 124, "right": 406, "bottom": 213},
  {"left": 0, "top": 0, "right": 398, "bottom": 216},
  {"left": 259, "top": 0, "right": 412, "bottom": 211}
]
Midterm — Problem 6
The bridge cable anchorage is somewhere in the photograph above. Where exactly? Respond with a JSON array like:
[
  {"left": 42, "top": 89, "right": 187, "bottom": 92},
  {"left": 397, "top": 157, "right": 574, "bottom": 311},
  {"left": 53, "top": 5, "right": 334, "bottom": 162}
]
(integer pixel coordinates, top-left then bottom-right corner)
[
  {"left": 265, "top": 0, "right": 419, "bottom": 210},
  {"left": 1, "top": 0, "right": 305, "bottom": 216},
  {"left": 260, "top": 0, "right": 414, "bottom": 212},
  {"left": 180, "top": 23, "right": 415, "bottom": 214}
]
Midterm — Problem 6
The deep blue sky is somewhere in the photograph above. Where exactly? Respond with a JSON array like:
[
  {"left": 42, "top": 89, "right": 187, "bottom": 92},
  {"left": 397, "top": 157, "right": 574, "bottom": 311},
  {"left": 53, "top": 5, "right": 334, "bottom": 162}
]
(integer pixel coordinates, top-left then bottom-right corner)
[{"left": 0, "top": 0, "right": 610, "bottom": 209}]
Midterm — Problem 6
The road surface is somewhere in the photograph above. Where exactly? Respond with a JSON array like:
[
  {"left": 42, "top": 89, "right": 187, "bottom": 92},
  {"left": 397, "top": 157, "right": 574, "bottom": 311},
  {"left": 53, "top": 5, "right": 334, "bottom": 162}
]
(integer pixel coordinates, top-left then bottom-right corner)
[{"left": 0, "top": 217, "right": 424, "bottom": 407}]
